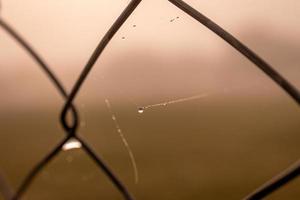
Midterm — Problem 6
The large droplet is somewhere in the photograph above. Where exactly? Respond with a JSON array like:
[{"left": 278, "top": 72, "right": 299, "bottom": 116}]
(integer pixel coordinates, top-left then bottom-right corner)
[
  {"left": 138, "top": 107, "right": 144, "bottom": 114},
  {"left": 62, "top": 138, "right": 82, "bottom": 151}
]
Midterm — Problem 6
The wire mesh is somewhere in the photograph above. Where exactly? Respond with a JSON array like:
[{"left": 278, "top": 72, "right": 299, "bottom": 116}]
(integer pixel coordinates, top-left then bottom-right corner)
[{"left": 0, "top": 0, "right": 299, "bottom": 199}]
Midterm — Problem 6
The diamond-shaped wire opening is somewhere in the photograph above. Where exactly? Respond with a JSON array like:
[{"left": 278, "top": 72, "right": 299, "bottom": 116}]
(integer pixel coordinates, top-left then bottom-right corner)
[{"left": 0, "top": 0, "right": 299, "bottom": 200}]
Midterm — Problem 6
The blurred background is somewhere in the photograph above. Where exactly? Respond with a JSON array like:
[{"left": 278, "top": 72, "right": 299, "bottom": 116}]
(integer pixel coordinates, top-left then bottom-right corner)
[{"left": 0, "top": 0, "right": 300, "bottom": 199}]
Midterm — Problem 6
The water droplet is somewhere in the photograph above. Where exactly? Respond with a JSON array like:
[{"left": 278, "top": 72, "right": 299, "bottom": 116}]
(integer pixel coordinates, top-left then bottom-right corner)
[
  {"left": 122, "top": 36, "right": 125, "bottom": 39},
  {"left": 133, "top": 24, "right": 136, "bottom": 27},
  {"left": 138, "top": 107, "right": 144, "bottom": 114},
  {"left": 62, "top": 138, "right": 82, "bottom": 151}
]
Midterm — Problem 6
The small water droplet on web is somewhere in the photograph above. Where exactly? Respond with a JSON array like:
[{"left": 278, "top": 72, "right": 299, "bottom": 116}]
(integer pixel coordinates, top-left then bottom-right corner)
[{"left": 138, "top": 107, "right": 144, "bottom": 114}]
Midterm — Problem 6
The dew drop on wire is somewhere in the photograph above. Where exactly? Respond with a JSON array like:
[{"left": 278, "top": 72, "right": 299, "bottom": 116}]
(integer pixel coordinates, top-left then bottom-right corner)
[
  {"left": 62, "top": 138, "right": 82, "bottom": 151},
  {"left": 138, "top": 107, "right": 144, "bottom": 114}
]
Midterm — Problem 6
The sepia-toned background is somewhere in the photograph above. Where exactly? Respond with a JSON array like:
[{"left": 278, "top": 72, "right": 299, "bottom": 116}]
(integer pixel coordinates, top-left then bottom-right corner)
[{"left": 0, "top": 0, "right": 300, "bottom": 199}]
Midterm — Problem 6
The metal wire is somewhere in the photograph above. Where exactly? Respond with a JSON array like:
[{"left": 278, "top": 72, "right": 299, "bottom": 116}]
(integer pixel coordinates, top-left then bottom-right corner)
[
  {"left": 243, "top": 159, "right": 300, "bottom": 200},
  {"left": 168, "top": 0, "right": 300, "bottom": 199},
  {"left": 11, "top": 137, "right": 70, "bottom": 200},
  {"left": 0, "top": 1, "right": 139, "bottom": 198},
  {"left": 168, "top": 0, "right": 300, "bottom": 106},
  {"left": 1, "top": 0, "right": 299, "bottom": 199},
  {"left": 60, "top": 0, "right": 142, "bottom": 136},
  {"left": 77, "top": 136, "right": 135, "bottom": 200},
  {"left": 0, "top": 19, "right": 79, "bottom": 131}
]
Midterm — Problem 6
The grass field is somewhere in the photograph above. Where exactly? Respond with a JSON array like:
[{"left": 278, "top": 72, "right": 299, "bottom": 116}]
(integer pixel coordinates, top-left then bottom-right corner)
[{"left": 0, "top": 93, "right": 300, "bottom": 200}]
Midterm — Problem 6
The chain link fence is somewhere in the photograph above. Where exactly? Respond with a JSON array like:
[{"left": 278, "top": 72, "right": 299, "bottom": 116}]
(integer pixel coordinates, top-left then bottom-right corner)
[{"left": 1, "top": 0, "right": 300, "bottom": 199}]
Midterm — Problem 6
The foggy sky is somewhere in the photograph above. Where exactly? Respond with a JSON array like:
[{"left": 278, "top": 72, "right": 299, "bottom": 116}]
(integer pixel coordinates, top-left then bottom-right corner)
[{"left": 0, "top": 0, "right": 299, "bottom": 110}]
